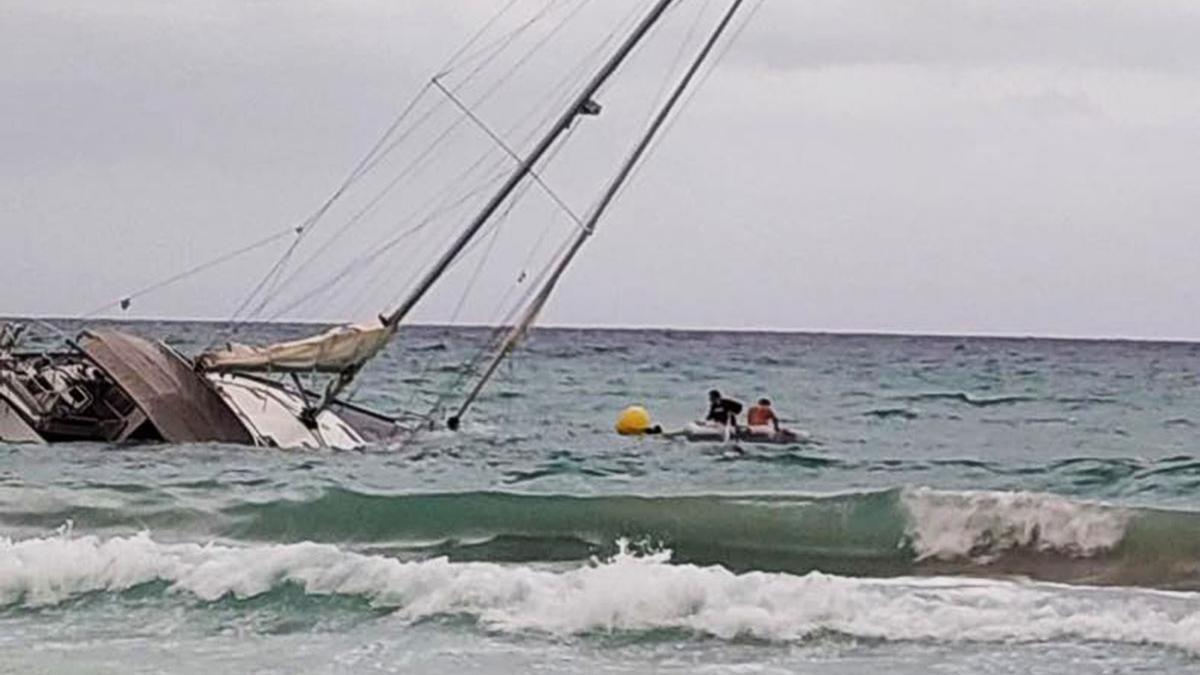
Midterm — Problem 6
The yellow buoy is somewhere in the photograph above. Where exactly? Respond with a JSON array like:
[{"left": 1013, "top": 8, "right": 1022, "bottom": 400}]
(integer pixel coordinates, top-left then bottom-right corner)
[{"left": 615, "top": 405, "right": 653, "bottom": 435}]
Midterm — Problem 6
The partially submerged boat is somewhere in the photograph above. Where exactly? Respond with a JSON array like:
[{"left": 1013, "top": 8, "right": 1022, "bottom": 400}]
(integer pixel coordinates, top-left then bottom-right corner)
[
  {"left": 0, "top": 326, "right": 395, "bottom": 448},
  {"left": 0, "top": 0, "right": 754, "bottom": 449}
]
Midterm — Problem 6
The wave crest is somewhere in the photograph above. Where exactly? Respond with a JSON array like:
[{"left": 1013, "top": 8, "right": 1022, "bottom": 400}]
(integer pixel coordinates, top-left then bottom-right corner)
[
  {"left": 3, "top": 533, "right": 1200, "bottom": 653},
  {"left": 901, "top": 487, "right": 1131, "bottom": 561},
  {"left": 6, "top": 486, "right": 1200, "bottom": 589}
]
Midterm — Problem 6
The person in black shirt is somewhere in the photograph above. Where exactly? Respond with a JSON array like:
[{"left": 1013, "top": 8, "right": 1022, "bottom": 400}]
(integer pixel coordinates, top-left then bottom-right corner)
[{"left": 706, "top": 389, "right": 743, "bottom": 427}]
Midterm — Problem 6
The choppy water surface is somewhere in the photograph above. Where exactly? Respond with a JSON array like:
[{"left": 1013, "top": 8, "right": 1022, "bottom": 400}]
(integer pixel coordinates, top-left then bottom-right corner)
[{"left": 4, "top": 322, "right": 1200, "bottom": 673}]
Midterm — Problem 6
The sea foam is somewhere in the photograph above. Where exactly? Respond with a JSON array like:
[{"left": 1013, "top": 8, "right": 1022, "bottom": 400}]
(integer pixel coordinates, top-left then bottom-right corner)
[
  {"left": 901, "top": 487, "right": 1131, "bottom": 561},
  {"left": 2, "top": 532, "right": 1200, "bottom": 653}
]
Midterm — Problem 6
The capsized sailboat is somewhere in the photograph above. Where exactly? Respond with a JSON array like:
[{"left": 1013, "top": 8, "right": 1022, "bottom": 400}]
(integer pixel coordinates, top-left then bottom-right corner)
[
  {"left": 0, "top": 325, "right": 397, "bottom": 448},
  {"left": 0, "top": 0, "right": 753, "bottom": 449}
]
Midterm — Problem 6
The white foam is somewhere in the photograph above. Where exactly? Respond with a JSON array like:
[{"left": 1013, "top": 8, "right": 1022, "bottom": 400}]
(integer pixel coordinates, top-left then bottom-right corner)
[
  {"left": 2, "top": 532, "right": 1198, "bottom": 652},
  {"left": 900, "top": 487, "right": 1131, "bottom": 561}
]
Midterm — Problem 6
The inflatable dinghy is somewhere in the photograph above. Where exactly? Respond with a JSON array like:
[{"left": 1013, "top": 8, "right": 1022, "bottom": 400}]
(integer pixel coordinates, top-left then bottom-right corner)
[{"left": 681, "top": 421, "right": 807, "bottom": 444}]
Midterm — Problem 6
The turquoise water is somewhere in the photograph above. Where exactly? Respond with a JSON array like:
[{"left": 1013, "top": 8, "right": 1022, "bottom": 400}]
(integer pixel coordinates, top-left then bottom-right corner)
[{"left": 4, "top": 322, "right": 1200, "bottom": 673}]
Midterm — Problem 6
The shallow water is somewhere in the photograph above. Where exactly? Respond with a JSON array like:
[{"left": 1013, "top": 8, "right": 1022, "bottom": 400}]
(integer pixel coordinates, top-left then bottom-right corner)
[{"left": 4, "top": 321, "right": 1200, "bottom": 672}]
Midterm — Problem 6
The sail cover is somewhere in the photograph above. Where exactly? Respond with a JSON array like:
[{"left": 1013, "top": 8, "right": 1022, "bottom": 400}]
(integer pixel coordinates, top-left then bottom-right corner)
[{"left": 198, "top": 322, "right": 395, "bottom": 374}]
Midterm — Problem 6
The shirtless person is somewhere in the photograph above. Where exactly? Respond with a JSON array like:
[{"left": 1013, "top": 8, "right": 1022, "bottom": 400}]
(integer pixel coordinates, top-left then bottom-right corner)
[{"left": 746, "top": 398, "right": 780, "bottom": 433}]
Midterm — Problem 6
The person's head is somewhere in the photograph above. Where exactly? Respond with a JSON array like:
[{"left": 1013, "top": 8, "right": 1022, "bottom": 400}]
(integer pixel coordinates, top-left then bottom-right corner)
[
  {"left": 758, "top": 398, "right": 771, "bottom": 407},
  {"left": 709, "top": 389, "right": 721, "bottom": 402}
]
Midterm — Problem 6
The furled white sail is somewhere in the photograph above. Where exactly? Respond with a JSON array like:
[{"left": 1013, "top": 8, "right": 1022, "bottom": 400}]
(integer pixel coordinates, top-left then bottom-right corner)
[{"left": 198, "top": 321, "right": 395, "bottom": 374}]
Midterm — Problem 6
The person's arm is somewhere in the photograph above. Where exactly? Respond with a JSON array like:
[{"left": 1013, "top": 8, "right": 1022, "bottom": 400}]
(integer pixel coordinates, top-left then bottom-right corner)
[
  {"left": 727, "top": 400, "right": 743, "bottom": 429},
  {"left": 771, "top": 411, "right": 780, "bottom": 432}
]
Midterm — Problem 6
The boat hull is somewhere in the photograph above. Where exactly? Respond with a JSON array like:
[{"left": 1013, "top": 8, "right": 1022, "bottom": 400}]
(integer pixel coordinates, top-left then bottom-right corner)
[
  {"left": 206, "top": 373, "right": 368, "bottom": 450},
  {"left": 682, "top": 422, "right": 806, "bottom": 445},
  {"left": 0, "top": 329, "right": 394, "bottom": 450}
]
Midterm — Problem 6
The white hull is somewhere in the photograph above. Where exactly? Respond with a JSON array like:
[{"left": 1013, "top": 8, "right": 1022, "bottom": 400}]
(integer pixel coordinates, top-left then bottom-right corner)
[
  {"left": 206, "top": 374, "right": 367, "bottom": 450},
  {"left": 0, "top": 329, "right": 386, "bottom": 449}
]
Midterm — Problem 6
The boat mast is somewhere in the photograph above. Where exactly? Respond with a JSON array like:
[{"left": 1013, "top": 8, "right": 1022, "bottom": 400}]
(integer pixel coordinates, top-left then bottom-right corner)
[
  {"left": 381, "top": 0, "right": 677, "bottom": 328},
  {"left": 447, "top": 0, "right": 750, "bottom": 429},
  {"left": 301, "top": 0, "right": 677, "bottom": 417}
]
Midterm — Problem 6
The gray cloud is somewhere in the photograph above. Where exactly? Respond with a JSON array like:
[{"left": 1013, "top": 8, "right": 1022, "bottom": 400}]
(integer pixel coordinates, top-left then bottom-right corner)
[
  {"left": 3, "top": 0, "right": 1200, "bottom": 339},
  {"left": 737, "top": 0, "right": 1200, "bottom": 73}
]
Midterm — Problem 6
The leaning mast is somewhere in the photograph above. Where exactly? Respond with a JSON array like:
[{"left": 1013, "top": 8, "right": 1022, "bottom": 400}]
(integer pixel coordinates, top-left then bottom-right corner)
[
  {"left": 447, "top": 0, "right": 751, "bottom": 428},
  {"left": 302, "top": 0, "right": 678, "bottom": 414},
  {"left": 382, "top": 0, "right": 677, "bottom": 328}
]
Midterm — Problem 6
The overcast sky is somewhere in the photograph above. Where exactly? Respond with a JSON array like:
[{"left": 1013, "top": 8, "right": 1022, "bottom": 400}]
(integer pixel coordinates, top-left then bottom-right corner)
[{"left": 3, "top": 0, "right": 1200, "bottom": 339}]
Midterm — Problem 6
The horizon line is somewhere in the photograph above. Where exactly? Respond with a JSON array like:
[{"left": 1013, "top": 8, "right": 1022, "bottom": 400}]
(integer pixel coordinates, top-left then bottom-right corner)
[{"left": 5, "top": 313, "right": 1200, "bottom": 346}]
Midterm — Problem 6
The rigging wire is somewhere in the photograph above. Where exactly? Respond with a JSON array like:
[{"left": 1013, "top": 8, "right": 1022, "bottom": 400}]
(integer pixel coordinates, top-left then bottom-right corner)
[
  {"left": 387, "top": 97, "right": 581, "bottom": 323},
  {"left": 437, "top": 0, "right": 528, "bottom": 76},
  {"left": 65, "top": 0, "right": 633, "bottom": 329},
  {"left": 81, "top": 226, "right": 299, "bottom": 318},
  {"left": 614, "top": 0, "right": 767, "bottom": 206},
  {"left": 351, "top": 0, "right": 587, "bottom": 209},
  {"left": 274, "top": 85, "right": 545, "bottom": 323},
  {"left": 222, "top": 81, "right": 439, "bottom": 328},
  {"left": 435, "top": 0, "right": 675, "bottom": 328},
  {"left": 431, "top": 78, "right": 585, "bottom": 229},
  {"left": 263, "top": 111, "right": 481, "bottom": 313},
  {"left": 391, "top": 123, "right": 581, "bottom": 414},
  {"left": 387, "top": 3, "right": 664, "bottom": 418},
  {"left": 247, "top": 0, "right": 594, "bottom": 324},
  {"left": 295, "top": 144, "right": 518, "bottom": 321},
  {"left": 442, "top": 0, "right": 760, "bottom": 426},
  {"left": 340, "top": 167, "right": 517, "bottom": 321},
  {"left": 276, "top": 0, "right": 602, "bottom": 331},
  {"left": 439, "top": 0, "right": 569, "bottom": 85},
  {"left": 47, "top": 0, "right": 766, "bottom": 444},
  {"left": 414, "top": 229, "right": 578, "bottom": 423},
  {"left": 458, "top": 0, "right": 596, "bottom": 117},
  {"left": 372, "top": 1, "right": 620, "bottom": 333},
  {"left": 447, "top": 224, "right": 505, "bottom": 325},
  {"left": 649, "top": 0, "right": 716, "bottom": 118},
  {"left": 442, "top": 0, "right": 675, "bottom": 273},
  {"left": 392, "top": 191, "right": 541, "bottom": 413},
  {"left": 394, "top": 152, "right": 577, "bottom": 415},
  {"left": 340, "top": 0, "right": 564, "bottom": 207},
  {"left": 439, "top": 2, "right": 643, "bottom": 318},
  {"left": 199, "top": 0, "right": 559, "bottom": 330},
  {"left": 438, "top": 162, "right": 540, "bottom": 325},
  {"left": 260, "top": 165, "right": 513, "bottom": 323},
  {"left": 488, "top": 142, "right": 576, "bottom": 321},
  {"left": 388, "top": 0, "right": 693, "bottom": 428},
  {"left": 224, "top": 1, "right": 559, "bottom": 326},
  {"left": 273, "top": 0, "right": 753, "bottom": 329},
  {"left": 499, "top": 0, "right": 646, "bottom": 154},
  {"left": 309, "top": 0, "right": 574, "bottom": 247}
]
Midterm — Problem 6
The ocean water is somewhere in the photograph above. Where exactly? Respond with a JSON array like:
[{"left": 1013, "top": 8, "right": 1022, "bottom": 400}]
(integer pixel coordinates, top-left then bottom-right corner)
[{"left": 4, "top": 321, "right": 1200, "bottom": 673}]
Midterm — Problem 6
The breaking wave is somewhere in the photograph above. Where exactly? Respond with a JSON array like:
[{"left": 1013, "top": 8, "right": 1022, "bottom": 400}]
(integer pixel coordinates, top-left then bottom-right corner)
[
  {"left": 2, "top": 532, "right": 1200, "bottom": 653},
  {"left": 217, "top": 488, "right": 1200, "bottom": 588},
  {"left": 5, "top": 486, "right": 1200, "bottom": 588},
  {"left": 901, "top": 487, "right": 1130, "bottom": 560}
]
